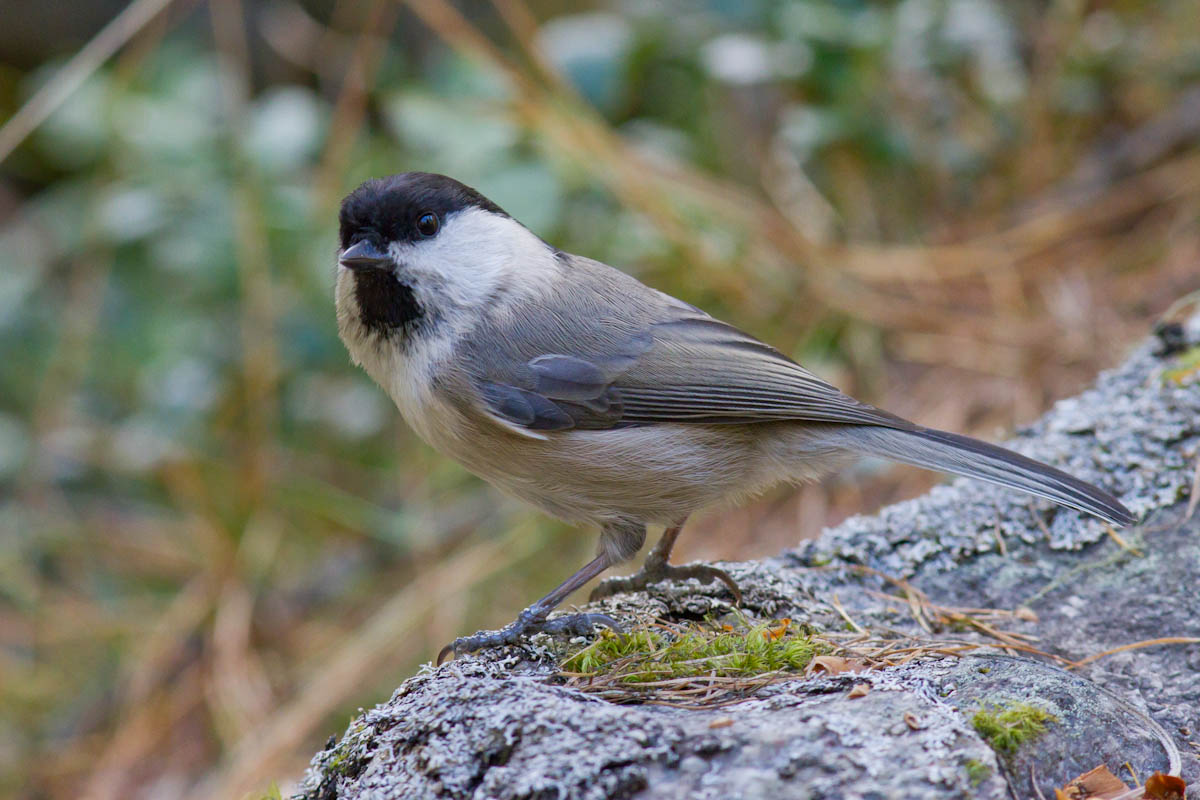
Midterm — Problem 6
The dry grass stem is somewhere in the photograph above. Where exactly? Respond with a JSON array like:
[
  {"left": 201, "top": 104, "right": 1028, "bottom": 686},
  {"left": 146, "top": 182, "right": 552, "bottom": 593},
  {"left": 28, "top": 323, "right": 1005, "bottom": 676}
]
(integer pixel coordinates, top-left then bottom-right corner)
[
  {"left": 0, "top": 0, "right": 178, "bottom": 163},
  {"left": 1070, "top": 638, "right": 1200, "bottom": 670}
]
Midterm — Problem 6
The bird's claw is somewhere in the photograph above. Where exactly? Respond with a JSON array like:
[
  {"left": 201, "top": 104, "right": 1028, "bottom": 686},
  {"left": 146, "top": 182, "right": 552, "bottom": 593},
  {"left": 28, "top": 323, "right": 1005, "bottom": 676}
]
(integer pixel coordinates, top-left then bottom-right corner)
[
  {"left": 437, "top": 610, "right": 622, "bottom": 665},
  {"left": 589, "top": 562, "right": 742, "bottom": 604}
]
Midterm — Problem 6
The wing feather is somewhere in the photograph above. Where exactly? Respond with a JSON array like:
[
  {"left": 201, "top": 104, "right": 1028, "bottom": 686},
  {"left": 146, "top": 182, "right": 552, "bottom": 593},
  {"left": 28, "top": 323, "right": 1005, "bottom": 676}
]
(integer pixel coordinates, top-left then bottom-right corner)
[
  {"left": 460, "top": 255, "right": 912, "bottom": 434},
  {"left": 602, "top": 314, "right": 910, "bottom": 428}
]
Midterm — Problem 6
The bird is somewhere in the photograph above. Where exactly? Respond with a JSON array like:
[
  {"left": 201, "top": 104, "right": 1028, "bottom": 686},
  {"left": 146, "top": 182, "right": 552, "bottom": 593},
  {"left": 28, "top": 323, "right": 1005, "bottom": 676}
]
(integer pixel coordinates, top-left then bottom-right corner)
[{"left": 332, "top": 172, "right": 1133, "bottom": 663}]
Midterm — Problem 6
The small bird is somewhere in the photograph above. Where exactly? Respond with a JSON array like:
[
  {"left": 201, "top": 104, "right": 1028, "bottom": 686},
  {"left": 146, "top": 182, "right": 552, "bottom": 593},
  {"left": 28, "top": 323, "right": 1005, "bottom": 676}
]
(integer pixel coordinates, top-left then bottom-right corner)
[{"left": 333, "top": 172, "right": 1133, "bottom": 662}]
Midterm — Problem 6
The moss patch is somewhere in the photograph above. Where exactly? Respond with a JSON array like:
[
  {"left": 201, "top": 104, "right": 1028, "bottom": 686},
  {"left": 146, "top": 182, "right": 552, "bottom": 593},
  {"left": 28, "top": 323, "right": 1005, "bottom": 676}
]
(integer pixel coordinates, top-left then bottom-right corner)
[
  {"left": 971, "top": 701, "right": 1056, "bottom": 756},
  {"left": 556, "top": 618, "right": 820, "bottom": 705},
  {"left": 1163, "top": 345, "right": 1200, "bottom": 385},
  {"left": 562, "top": 617, "right": 819, "bottom": 683},
  {"left": 964, "top": 758, "right": 992, "bottom": 786}
]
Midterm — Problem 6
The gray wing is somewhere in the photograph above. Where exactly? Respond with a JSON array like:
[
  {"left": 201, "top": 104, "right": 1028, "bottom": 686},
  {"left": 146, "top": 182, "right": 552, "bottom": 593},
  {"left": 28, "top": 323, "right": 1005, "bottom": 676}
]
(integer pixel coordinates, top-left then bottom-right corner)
[
  {"left": 475, "top": 354, "right": 625, "bottom": 431},
  {"left": 610, "top": 316, "right": 909, "bottom": 428},
  {"left": 461, "top": 256, "right": 912, "bottom": 434}
]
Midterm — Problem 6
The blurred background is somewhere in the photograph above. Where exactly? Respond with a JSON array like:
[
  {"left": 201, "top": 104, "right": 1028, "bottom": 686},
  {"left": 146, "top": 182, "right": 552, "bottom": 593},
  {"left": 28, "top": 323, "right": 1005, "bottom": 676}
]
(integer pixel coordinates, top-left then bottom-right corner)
[{"left": 1, "top": 0, "right": 1198, "bottom": 797}]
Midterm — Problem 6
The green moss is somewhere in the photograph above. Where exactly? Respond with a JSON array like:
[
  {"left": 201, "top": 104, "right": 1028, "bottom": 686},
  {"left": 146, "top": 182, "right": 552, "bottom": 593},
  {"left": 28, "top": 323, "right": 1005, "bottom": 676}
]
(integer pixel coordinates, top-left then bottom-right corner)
[
  {"left": 561, "top": 617, "right": 820, "bottom": 683},
  {"left": 324, "top": 742, "right": 361, "bottom": 778},
  {"left": 328, "top": 749, "right": 347, "bottom": 772},
  {"left": 254, "top": 783, "right": 283, "bottom": 800},
  {"left": 971, "top": 702, "right": 1056, "bottom": 756},
  {"left": 1163, "top": 346, "right": 1200, "bottom": 384},
  {"left": 964, "top": 759, "right": 992, "bottom": 786}
]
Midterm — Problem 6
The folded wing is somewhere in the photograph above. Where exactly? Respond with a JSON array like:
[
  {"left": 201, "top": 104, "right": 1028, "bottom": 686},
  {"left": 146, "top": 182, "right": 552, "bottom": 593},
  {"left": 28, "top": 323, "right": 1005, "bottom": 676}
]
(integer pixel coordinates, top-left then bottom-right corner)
[{"left": 471, "top": 304, "right": 910, "bottom": 433}]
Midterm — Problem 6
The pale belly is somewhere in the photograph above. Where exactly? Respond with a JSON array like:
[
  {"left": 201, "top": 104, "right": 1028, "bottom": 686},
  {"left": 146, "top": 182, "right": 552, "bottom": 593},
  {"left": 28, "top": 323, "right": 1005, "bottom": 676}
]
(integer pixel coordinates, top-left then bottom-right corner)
[
  {"left": 411, "top": 400, "right": 833, "bottom": 527},
  {"left": 375, "top": 348, "right": 843, "bottom": 527}
]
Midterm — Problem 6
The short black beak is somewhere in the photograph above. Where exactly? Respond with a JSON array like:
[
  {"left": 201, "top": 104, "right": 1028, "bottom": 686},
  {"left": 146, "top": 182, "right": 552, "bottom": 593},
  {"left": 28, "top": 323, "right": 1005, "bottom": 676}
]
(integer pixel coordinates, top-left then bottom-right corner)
[{"left": 339, "top": 240, "right": 391, "bottom": 271}]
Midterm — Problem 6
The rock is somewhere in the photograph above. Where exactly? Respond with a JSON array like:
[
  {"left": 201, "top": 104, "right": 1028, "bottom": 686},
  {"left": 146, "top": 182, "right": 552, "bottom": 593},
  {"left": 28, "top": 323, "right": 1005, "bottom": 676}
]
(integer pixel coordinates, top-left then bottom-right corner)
[{"left": 296, "top": 309, "right": 1200, "bottom": 800}]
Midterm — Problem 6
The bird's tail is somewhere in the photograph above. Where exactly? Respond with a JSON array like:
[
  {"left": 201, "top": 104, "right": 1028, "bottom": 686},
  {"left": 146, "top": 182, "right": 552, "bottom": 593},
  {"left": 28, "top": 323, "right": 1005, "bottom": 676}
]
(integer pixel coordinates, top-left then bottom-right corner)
[{"left": 836, "top": 425, "right": 1133, "bottom": 526}]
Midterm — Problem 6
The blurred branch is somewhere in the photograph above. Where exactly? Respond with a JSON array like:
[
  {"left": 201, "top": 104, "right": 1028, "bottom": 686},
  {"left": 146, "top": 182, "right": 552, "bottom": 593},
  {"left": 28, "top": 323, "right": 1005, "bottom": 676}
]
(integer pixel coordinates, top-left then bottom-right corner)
[
  {"left": 80, "top": 663, "right": 208, "bottom": 800},
  {"left": 1061, "top": 86, "right": 1200, "bottom": 197},
  {"left": 210, "top": 0, "right": 281, "bottom": 503},
  {"left": 403, "top": 0, "right": 1200, "bottom": 329},
  {"left": 313, "top": 0, "right": 399, "bottom": 212},
  {"left": 403, "top": 0, "right": 750, "bottom": 276},
  {"left": 208, "top": 0, "right": 287, "bottom": 760},
  {"left": 259, "top": 0, "right": 355, "bottom": 83},
  {"left": 210, "top": 0, "right": 253, "bottom": 103},
  {"left": 189, "top": 522, "right": 544, "bottom": 800},
  {"left": 18, "top": 245, "right": 112, "bottom": 504},
  {"left": 488, "top": 0, "right": 577, "bottom": 96},
  {"left": 81, "top": 576, "right": 215, "bottom": 800},
  {"left": 410, "top": 0, "right": 1200, "bottom": 330},
  {"left": 0, "top": 0, "right": 178, "bottom": 166}
]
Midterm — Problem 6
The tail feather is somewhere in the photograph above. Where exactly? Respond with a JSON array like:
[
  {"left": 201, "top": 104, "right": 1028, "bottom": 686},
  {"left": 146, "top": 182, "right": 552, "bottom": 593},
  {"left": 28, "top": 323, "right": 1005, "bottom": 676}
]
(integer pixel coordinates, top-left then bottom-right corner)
[{"left": 841, "top": 425, "right": 1133, "bottom": 526}]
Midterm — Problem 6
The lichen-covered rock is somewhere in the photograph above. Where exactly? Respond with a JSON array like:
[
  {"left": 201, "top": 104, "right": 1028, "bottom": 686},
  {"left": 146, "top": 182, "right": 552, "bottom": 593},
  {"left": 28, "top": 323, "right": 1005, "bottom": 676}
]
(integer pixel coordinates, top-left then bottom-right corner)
[{"left": 296, "top": 307, "right": 1200, "bottom": 800}]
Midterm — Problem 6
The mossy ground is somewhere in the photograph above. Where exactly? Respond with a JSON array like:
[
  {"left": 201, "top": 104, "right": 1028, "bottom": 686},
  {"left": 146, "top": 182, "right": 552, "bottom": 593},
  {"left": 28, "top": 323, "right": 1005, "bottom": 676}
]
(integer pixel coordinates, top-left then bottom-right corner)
[
  {"left": 1163, "top": 346, "right": 1200, "bottom": 384},
  {"left": 561, "top": 616, "right": 821, "bottom": 686},
  {"left": 970, "top": 702, "right": 1056, "bottom": 756},
  {"left": 964, "top": 758, "right": 992, "bottom": 786}
]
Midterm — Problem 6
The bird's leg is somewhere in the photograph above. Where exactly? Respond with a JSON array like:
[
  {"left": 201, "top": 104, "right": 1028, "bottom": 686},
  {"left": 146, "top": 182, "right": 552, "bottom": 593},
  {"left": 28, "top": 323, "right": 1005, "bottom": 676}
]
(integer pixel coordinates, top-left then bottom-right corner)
[
  {"left": 437, "top": 554, "right": 620, "bottom": 664},
  {"left": 588, "top": 519, "right": 742, "bottom": 603}
]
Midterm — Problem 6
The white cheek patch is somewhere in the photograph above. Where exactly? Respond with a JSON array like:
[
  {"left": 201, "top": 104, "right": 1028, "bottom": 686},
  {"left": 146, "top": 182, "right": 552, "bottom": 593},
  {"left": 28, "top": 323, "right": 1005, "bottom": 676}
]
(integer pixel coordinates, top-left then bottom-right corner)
[{"left": 391, "top": 207, "right": 559, "bottom": 311}]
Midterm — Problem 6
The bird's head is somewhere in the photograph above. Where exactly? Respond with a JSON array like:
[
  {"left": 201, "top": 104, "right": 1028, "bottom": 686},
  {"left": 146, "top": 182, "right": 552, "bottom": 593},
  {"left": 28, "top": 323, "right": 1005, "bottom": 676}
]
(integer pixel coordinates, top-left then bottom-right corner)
[{"left": 334, "top": 172, "right": 553, "bottom": 351}]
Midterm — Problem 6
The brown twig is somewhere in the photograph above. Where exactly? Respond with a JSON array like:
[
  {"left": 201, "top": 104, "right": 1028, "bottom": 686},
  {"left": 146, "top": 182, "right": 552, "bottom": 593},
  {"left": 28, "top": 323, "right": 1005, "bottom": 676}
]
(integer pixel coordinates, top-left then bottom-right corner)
[
  {"left": 1070, "top": 637, "right": 1200, "bottom": 669},
  {"left": 312, "top": 0, "right": 398, "bottom": 212},
  {"left": 189, "top": 524, "right": 542, "bottom": 800},
  {"left": 0, "top": 0, "right": 178, "bottom": 164}
]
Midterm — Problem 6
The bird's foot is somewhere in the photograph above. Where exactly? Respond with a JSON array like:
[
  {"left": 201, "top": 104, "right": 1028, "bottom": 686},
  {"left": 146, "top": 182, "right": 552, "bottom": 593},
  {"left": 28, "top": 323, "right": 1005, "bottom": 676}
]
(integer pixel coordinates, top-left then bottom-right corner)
[
  {"left": 437, "top": 607, "right": 621, "bottom": 665},
  {"left": 589, "top": 561, "right": 742, "bottom": 604}
]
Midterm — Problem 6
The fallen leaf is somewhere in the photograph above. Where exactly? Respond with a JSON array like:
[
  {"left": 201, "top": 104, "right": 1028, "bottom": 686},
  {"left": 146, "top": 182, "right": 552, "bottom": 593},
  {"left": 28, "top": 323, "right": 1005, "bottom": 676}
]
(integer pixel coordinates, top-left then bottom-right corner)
[
  {"left": 1058, "top": 765, "right": 1129, "bottom": 800},
  {"left": 808, "top": 655, "right": 867, "bottom": 676},
  {"left": 707, "top": 717, "right": 733, "bottom": 729},
  {"left": 764, "top": 618, "right": 791, "bottom": 641},
  {"left": 903, "top": 711, "right": 924, "bottom": 730},
  {"left": 1144, "top": 772, "right": 1186, "bottom": 800},
  {"left": 1015, "top": 607, "right": 1039, "bottom": 623},
  {"left": 847, "top": 683, "right": 870, "bottom": 698}
]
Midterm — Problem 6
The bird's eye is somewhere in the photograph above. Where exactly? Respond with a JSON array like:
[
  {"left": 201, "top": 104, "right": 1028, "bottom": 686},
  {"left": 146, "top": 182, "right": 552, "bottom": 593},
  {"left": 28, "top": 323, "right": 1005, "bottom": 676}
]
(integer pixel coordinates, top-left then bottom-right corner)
[{"left": 416, "top": 212, "right": 439, "bottom": 238}]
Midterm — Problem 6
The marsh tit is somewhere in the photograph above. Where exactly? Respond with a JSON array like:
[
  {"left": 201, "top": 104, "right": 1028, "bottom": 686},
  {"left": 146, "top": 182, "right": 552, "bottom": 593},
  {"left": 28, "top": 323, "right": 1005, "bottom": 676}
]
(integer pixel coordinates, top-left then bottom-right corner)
[{"left": 333, "top": 172, "right": 1133, "bottom": 662}]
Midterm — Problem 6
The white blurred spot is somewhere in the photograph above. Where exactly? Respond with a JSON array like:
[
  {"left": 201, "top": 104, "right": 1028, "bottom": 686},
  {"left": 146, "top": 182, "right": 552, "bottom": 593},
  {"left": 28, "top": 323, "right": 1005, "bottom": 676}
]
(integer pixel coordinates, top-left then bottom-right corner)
[
  {"left": 97, "top": 187, "right": 165, "bottom": 242},
  {"left": 778, "top": 105, "right": 840, "bottom": 162},
  {"left": 41, "top": 425, "right": 97, "bottom": 481},
  {"left": 144, "top": 358, "right": 218, "bottom": 412},
  {"left": 289, "top": 374, "right": 387, "bottom": 439},
  {"left": 382, "top": 92, "right": 518, "bottom": 172},
  {"left": 109, "top": 417, "right": 179, "bottom": 473},
  {"left": 781, "top": 2, "right": 885, "bottom": 47},
  {"left": 1082, "top": 11, "right": 1124, "bottom": 54},
  {"left": 242, "top": 87, "right": 324, "bottom": 171},
  {"left": 537, "top": 12, "right": 633, "bottom": 70},
  {"left": 944, "top": 0, "right": 1026, "bottom": 103},
  {"left": 114, "top": 94, "right": 214, "bottom": 155},
  {"left": 702, "top": 34, "right": 773, "bottom": 85}
]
